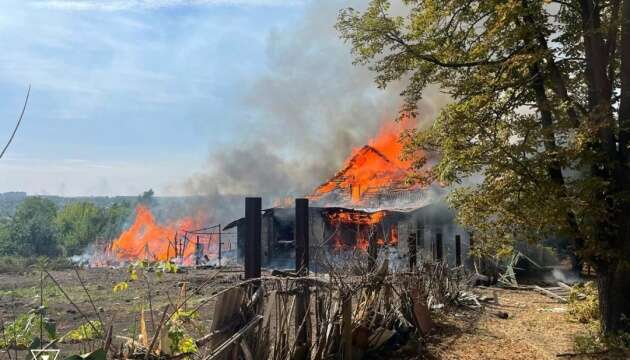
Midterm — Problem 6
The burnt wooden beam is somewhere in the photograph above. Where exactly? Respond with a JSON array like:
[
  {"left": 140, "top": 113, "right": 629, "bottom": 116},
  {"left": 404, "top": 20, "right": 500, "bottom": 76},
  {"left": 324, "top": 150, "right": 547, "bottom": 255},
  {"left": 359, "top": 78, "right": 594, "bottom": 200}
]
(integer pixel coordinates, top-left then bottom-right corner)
[
  {"left": 342, "top": 293, "right": 353, "bottom": 360},
  {"left": 435, "top": 233, "right": 443, "bottom": 262},
  {"left": 295, "top": 198, "right": 309, "bottom": 275},
  {"left": 245, "top": 197, "right": 261, "bottom": 281},
  {"left": 368, "top": 230, "right": 378, "bottom": 272},
  {"left": 294, "top": 198, "right": 310, "bottom": 359},
  {"left": 455, "top": 235, "right": 462, "bottom": 267}
]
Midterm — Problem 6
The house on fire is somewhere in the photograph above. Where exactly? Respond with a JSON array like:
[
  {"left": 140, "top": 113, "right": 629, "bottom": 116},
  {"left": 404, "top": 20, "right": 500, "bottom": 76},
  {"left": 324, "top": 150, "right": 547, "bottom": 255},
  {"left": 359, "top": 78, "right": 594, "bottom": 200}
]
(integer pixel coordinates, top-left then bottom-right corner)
[
  {"left": 224, "top": 202, "right": 473, "bottom": 269},
  {"left": 224, "top": 144, "right": 473, "bottom": 269}
]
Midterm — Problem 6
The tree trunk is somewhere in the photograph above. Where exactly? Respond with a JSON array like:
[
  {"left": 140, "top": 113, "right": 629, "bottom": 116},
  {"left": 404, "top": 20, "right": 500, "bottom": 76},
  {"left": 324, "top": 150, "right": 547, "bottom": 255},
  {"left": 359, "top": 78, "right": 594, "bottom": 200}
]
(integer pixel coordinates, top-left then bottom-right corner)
[{"left": 597, "top": 258, "right": 630, "bottom": 334}]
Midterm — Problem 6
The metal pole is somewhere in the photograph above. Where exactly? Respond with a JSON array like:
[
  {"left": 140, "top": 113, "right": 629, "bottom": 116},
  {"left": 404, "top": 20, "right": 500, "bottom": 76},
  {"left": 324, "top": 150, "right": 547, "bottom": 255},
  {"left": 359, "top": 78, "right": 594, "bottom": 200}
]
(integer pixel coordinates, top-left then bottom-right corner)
[
  {"left": 245, "top": 197, "right": 261, "bottom": 281},
  {"left": 218, "top": 224, "right": 222, "bottom": 267},
  {"left": 196, "top": 235, "right": 200, "bottom": 266}
]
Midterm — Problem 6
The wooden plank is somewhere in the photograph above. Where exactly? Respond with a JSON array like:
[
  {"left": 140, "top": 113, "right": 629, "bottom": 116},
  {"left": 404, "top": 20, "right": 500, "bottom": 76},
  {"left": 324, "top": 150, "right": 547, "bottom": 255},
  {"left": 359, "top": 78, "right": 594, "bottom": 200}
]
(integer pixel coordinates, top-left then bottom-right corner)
[
  {"left": 209, "top": 287, "right": 245, "bottom": 360},
  {"left": 203, "top": 315, "right": 263, "bottom": 360},
  {"left": 411, "top": 287, "right": 435, "bottom": 335},
  {"left": 534, "top": 286, "right": 567, "bottom": 303}
]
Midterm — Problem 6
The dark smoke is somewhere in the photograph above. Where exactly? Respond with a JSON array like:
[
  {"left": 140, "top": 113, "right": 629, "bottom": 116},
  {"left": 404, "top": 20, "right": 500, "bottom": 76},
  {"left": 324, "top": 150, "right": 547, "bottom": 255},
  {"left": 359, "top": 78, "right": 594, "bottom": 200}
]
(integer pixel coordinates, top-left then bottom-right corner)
[{"left": 184, "top": 1, "right": 449, "bottom": 223}]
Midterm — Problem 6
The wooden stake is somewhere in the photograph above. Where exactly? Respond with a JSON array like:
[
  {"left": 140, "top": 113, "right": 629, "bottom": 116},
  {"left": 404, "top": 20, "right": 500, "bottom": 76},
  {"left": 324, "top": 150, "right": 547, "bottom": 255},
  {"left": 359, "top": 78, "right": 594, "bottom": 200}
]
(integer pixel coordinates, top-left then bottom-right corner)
[{"left": 341, "top": 293, "right": 352, "bottom": 360}]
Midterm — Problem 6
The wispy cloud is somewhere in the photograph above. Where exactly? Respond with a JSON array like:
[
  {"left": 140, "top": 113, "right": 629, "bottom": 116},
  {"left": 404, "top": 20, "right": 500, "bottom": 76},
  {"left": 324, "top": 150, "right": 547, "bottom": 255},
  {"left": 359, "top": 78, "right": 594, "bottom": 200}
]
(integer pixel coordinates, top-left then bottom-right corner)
[{"left": 32, "top": 0, "right": 304, "bottom": 11}]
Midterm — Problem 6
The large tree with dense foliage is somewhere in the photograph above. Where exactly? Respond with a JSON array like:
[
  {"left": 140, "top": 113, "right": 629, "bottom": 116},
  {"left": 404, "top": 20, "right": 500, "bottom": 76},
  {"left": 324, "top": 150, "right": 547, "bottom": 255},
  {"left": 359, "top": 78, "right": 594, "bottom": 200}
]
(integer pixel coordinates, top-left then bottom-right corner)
[
  {"left": 8, "top": 197, "right": 60, "bottom": 257},
  {"left": 337, "top": 0, "right": 630, "bottom": 333},
  {"left": 55, "top": 202, "right": 105, "bottom": 255}
]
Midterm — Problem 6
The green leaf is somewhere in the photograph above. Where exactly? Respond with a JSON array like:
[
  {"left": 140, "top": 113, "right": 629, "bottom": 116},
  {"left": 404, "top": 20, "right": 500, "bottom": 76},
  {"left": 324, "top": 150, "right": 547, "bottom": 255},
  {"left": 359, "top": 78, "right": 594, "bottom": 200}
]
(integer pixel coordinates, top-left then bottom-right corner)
[{"left": 63, "top": 348, "right": 106, "bottom": 360}]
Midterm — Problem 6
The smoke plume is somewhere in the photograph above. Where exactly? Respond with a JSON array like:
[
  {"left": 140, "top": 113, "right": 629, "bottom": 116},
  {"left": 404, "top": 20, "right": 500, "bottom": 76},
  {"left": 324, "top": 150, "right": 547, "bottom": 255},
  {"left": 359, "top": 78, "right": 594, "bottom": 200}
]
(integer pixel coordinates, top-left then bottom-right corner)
[{"left": 184, "top": 1, "right": 449, "bottom": 221}]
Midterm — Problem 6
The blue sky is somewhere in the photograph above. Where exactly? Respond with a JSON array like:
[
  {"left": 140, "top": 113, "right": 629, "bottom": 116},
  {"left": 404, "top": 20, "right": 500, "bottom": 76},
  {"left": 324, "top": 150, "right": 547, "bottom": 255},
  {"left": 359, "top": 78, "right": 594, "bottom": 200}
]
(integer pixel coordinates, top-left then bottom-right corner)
[
  {"left": 0, "top": 0, "right": 309, "bottom": 196},
  {"left": 0, "top": 0, "right": 437, "bottom": 198}
]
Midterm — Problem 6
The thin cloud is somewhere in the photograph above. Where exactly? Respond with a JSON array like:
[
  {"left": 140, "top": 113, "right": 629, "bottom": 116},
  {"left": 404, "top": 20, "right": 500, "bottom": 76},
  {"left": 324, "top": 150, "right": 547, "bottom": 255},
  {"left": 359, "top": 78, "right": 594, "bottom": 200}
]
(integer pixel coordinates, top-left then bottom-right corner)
[{"left": 32, "top": 0, "right": 304, "bottom": 11}]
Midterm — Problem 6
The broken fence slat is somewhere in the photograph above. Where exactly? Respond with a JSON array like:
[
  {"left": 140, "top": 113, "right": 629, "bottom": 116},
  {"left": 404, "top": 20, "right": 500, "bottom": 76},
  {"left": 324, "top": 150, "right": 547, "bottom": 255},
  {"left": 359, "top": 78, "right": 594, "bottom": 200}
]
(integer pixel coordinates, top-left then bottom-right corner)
[
  {"left": 411, "top": 287, "right": 435, "bottom": 335},
  {"left": 203, "top": 315, "right": 263, "bottom": 360}
]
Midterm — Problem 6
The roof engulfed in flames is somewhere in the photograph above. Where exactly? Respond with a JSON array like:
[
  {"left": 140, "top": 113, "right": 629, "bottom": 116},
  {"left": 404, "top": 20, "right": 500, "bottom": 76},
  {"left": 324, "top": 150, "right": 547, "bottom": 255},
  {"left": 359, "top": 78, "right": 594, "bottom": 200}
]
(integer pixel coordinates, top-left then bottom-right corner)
[{"left": 310, "top": 114, "right": 423, "bottom": 206}]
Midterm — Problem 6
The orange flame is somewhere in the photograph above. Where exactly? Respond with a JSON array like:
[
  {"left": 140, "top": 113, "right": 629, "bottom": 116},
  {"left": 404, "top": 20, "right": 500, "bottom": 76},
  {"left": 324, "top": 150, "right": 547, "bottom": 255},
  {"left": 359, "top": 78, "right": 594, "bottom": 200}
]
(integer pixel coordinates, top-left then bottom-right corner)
[
  {"left": 311, "top": 114, "right": 420, "bottom": 204},
  {"left": 108, "top": 206, "right": 208, "bottom": 265},
  {"left": 325, "top": 210, "right": 393, "bottom": 251}
]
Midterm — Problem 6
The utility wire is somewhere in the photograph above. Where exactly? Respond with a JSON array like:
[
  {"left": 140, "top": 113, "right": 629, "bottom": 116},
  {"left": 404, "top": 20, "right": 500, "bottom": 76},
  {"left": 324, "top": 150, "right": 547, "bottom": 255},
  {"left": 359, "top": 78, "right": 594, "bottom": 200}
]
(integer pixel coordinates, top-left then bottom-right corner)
[{"left": 0, "top": 84, "right": 31, "bottom": 160}]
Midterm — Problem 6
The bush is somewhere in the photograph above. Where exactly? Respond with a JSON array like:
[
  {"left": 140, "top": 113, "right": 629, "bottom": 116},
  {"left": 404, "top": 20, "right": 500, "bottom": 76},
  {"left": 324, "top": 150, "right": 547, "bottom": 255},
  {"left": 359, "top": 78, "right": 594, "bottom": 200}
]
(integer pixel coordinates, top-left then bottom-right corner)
[{"left": 568, "top": 281, "right": 599, "bottom": 324}]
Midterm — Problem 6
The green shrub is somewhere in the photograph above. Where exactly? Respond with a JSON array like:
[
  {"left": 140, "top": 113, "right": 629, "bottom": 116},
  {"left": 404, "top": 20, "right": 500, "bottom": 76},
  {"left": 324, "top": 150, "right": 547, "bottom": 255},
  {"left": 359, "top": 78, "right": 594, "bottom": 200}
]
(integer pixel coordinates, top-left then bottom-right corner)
[
  {"left": 568, "top": 281, "right": 599, "bottom": 324},
  {"left": 0, "top": 311, "right": 57, "bottom": 349},
  {"left": 64, "top": 321, "right": 103, "bottom": 342}
]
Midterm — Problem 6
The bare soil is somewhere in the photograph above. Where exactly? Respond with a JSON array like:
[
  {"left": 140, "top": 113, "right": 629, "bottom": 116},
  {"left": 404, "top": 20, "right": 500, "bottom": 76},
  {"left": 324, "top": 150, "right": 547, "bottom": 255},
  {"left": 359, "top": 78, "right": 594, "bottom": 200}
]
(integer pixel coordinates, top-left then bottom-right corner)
[
  {"left": 0, "top": 266, "right": 242, "bottom": 358},
  {"left": 429, "top": 287, "right": 620, "bottom": 359}
]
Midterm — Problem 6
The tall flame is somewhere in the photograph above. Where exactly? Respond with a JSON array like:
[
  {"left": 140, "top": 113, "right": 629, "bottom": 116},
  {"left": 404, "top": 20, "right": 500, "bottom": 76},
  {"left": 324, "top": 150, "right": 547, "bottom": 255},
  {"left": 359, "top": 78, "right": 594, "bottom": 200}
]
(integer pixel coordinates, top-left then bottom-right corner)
[
  {"left": 108, "top": 206, "right": 207, "bottom": 264},
  {"left": 311, "top": 114, "right": 419, "bottom": 204}
]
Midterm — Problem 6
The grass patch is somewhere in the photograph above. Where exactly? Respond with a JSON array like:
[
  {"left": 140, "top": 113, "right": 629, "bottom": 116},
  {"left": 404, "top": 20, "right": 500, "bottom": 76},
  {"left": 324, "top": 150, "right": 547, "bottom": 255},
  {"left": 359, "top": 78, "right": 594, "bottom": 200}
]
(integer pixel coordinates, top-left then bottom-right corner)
[
  {"left": 567, "top": 281, "right": 598, "bottom": 324},
  {"left": 0, "top": 256, "right": 74, "bottom": 274},
  {"left": 0, "top": 284, "right": 65, "bottom": 300}
]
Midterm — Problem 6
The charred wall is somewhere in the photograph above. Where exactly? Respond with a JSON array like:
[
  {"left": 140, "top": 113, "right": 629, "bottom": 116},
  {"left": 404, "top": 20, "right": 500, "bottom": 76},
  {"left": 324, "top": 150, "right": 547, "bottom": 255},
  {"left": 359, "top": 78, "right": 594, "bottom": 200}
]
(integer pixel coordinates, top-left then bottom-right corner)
[{"left": 228, "top": 203, "right": 472, "bottom": 269}]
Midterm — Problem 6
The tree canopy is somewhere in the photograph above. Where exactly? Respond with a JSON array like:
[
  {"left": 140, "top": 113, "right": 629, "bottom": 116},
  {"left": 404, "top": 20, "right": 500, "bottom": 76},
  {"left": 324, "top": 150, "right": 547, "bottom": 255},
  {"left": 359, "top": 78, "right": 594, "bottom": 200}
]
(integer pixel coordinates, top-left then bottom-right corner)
[
  {"left": 55, "top": 202, "right": 105, "bottom": 256},
  {"left": 337, "top": 0, "right": 630, "bottom": 333},
  {"left": 8, "top": 197, "right": 60, "bottom": 257},
  {"left": 0, "top": 197, "right": 133, "bottom": 258}
]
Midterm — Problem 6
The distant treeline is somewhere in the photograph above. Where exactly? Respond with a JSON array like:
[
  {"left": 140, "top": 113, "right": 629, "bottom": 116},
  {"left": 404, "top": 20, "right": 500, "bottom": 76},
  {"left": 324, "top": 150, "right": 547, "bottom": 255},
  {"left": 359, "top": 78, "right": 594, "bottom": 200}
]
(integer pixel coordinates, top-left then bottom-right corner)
[
  {"left": 0, "top": 190, "right": 161, "bottom": 258},
  {"left": 0, "top": 191, "right": 240, "bottom": 258},
  {"left": 0, "top": 192, "right": 138, "bottom": 218}
]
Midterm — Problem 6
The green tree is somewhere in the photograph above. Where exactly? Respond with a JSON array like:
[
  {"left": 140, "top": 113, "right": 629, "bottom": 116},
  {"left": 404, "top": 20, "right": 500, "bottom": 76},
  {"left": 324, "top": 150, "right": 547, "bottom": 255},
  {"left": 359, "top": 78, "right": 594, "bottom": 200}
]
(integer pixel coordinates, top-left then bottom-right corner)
[
  {"left": 0, "top": 219, "right": 12, "bottom": 255},
  {"left": 100, "top": 201, "right": 132, "bottom": 241},
  {"left": 337, "top": 0, "right": 630, "bottom": 333},
  {"left": 9, "top": 197, "right": 59, "bottom": 257},
  {"left": 55, "top": 202, "right": 105, "bottom": 255}
]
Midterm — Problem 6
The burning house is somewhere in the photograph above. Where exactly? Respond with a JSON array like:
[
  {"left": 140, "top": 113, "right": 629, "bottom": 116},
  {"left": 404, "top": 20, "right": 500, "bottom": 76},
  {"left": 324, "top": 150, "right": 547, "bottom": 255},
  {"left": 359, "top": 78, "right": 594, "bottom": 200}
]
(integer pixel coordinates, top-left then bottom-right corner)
[{"left": 225, "top": 117, "right": 473, "bottom": 269}]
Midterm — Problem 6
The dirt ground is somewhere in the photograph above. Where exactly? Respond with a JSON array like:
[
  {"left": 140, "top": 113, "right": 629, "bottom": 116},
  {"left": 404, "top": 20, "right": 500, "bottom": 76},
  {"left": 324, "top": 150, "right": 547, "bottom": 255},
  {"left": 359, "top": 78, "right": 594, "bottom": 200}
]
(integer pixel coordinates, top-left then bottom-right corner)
[
  {"left": 0, "top": 266, "right": 242, "bottom": 358},
  {"left": 0, "top": 267, "right": 620, "bottom": 359},
  {"left": 428, "top": 287, "right": 615, "bottom": 360}
]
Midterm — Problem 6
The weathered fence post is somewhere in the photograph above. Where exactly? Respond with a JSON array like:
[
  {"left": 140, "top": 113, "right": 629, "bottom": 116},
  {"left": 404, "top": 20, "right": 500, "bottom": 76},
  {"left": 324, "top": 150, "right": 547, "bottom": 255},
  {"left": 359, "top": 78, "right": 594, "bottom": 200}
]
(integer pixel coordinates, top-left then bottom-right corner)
[
  {"left": 455, "top": 234, "right": 462, "bottom": 267},
  {"left": 245, "top": 197, "right": 261, "bottom": 283},
  {"left": 341, "top": 293, "right": 353, "bottom": 360},
  {"left": 295, "top": 198, "right": 310, "bottom": 359}
]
